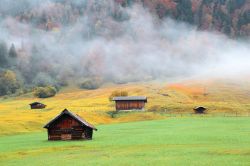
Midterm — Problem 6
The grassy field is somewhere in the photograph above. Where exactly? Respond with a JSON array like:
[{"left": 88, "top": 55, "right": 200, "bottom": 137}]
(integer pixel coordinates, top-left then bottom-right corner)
[
  {"left": 1, "top": 80, "right": 250, "bottom": 165},
  {"left": 1, "top": 80, "right": 250, "bottom": 136},
  {"left": 0, "top": 117, "right": 250, "bottom": 166}
]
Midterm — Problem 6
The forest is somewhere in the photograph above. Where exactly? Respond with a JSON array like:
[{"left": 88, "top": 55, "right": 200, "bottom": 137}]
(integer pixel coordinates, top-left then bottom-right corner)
[{"left": 0, "top": 0, "right": 249, "bottom": 97}]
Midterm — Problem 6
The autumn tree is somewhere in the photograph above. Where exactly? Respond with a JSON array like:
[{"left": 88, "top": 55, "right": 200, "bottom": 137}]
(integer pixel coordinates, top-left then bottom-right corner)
[{"left": 0, "top": 70, "right": 20, "bottom": 96}]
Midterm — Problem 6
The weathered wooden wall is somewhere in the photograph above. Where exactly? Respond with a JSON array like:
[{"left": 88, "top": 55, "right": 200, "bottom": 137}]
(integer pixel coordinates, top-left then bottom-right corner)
[
  {"left": 115, "top": 101, "right": 145, "bottom": 110},
  {"left": 47, "top": 115, "right": 93, "bottom": 140},
  {"left": 31, "top": 104, "right": 46, "bottom": 109}
]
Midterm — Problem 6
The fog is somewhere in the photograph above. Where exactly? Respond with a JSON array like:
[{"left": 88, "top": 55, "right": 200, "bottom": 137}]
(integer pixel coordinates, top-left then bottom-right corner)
[{"left": 0, "top": 0, "right": 249, "bottom": 85}]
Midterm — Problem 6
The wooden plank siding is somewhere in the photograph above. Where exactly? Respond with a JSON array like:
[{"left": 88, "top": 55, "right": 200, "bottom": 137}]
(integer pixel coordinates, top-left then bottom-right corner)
[
  {"left": 30, "top": 103, "right": 46, "bottom": 109},
  {"left": 115, "top": 100, "right": 145, "bottom": 110},
  {"left": 113, "top": 96, "right": 147, "bottom": 111},
  {"left": 47, "top": 114, "right": 92, "bottom": 140},
  {"left": 44, "top": 109, "right": 97, "bottom": 141}
]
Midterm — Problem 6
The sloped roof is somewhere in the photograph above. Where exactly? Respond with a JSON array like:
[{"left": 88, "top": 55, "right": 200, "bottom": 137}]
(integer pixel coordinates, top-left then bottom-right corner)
[
  {"left": 193, "top": 106, "right": 206, "bottom": 110},
  {"left": 30, "top": 102, "right": 45, "bottom": 106},
  {"left": 113, "top": 96, "right": 147, "bottom": 102},
  {"left": 43, "top": 109, "right": 97, "bottom": 130}
]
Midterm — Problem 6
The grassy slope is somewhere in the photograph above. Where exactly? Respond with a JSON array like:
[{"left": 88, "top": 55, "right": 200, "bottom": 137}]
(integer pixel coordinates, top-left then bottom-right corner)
[
  {"left": 1, "top": 80, "right": 250, "bottom": 136},
  {"left": 0, "top": 117, "right": 250, "bottom": 166}
]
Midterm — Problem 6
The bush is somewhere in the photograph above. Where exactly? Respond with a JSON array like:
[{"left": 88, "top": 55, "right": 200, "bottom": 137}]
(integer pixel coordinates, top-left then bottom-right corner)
[
  {"left": 147, "top": 105, "right": 162, "bottom": 112},
  {"left": 107, "top": 111, "right": 118, "bottom": 118},
  {"left": 79, "top": 79, "right": 101, "bottom": 90},
  {"left": 33, "top": 86, "right": 57, "bottom": 98},
  {"left": 109, "top": 90, "right": 128, "bottom": 101}
]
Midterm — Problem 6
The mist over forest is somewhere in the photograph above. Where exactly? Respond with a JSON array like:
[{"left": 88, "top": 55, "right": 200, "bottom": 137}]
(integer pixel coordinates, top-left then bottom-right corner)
[{"left": 0, "top": 0, "right": 249, "bottom": 96}]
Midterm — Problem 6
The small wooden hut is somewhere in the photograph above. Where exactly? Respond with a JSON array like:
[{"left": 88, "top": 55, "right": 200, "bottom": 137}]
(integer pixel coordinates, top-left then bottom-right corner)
[
  {"left": 113, "top": 96, "right": 147, "bottom": 111},
  {"left": 30, "top": 102, "right": 46, "bottom": 109},
  {"left": 194, "top": 106, "right": 207, "bottom": 114},
  {"left": 44, "top": 109, "right": 97, "bottom": 141}
]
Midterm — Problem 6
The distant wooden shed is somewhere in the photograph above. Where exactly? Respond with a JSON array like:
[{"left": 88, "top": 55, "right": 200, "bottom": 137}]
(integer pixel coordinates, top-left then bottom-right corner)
[
  {"left": 113, "top": 96, "right": 147, "bottom": 111},
  {"left": 30, "top": 102, "right": 46, "bottom": 109},
  {"left": 194, "top": 106, "right": 207, "bottom": 114},
  {"left": 44, "top": 109, "right": 97, "bottom": 141}
]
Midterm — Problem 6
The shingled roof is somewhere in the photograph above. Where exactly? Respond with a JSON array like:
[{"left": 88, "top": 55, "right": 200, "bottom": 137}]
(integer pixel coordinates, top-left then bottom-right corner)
[
  {"left": 43, "top": 109, "right": 97, "bottom": 130},
  {"left": 113, "top": 96, "right": 147, "bottom": 102}
]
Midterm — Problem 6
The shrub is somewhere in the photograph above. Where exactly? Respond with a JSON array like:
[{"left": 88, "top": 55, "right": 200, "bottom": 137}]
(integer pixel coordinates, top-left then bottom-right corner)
[
  {"left": 79, "top": 79, "right": 101, "bottom": 90},
  {"left": 147, "top": 105, "right": 162, "bottom": 112},
  {"left": 33, "top": 86, "right": 57, "bottom": 98},
  {"left": 107, "top": 111, "right": 118, "bottom": 118},
  {"left": 109, "top": 90, "right": 128, "bottom": 101}
]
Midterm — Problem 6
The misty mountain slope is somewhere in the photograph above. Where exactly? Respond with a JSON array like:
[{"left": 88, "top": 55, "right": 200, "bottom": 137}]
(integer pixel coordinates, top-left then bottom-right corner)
[
  {"left": 120, "top": 0, "right": 250, "bottom": 37},
  {"left": 1, "top": 0, "right": 248, "bottom": 36},
  {"left": 0, "top": 0, "right": 249, "bottom": 97}
]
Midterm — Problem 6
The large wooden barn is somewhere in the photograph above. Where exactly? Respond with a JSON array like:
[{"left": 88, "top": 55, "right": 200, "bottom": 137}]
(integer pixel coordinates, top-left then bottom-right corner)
[
  {"left": 113, "top": 96, "right": 147, "bottom": 111},
  {"left": 44, "top": 109, "right": 97, "bottom": 141}
]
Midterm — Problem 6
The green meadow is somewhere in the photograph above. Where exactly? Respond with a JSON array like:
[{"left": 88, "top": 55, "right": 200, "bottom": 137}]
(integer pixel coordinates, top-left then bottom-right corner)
[{"left": 0, "top": 117, "right": 250, "bottom": 166}]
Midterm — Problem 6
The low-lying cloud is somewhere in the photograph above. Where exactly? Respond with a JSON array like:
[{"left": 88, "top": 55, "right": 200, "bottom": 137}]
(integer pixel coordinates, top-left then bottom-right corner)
[{"left": 0, "top": 0, "right": 249, "bottom": 85}]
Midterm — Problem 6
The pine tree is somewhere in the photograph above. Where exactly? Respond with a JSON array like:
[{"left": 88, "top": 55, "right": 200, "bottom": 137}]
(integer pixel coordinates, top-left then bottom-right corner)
[
  {"left": 176, "top": 0, "right": 194, "bottom": 24},
  {"left": 0, "top": 41, "right": 8, "bottom": 68},
  {"left": 9, "top": 43, "right": 18, "bottom": 58}
]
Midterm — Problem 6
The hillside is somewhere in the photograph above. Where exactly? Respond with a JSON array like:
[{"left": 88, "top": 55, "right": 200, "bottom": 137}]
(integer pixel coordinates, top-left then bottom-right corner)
[
  {"left": 120, "top": 0, "right": 250, "bottom": 37},
  {"left": 1, "top": 80, "right": 250, "bottom": 136},
  {"left": 0, "top": 0, "right": 248, "bottom": 37}
]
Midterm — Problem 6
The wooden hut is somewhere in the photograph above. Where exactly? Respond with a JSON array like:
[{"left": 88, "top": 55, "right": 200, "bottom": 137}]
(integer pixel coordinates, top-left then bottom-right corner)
[
  {"left": 44, "top": 109, "right": 97, "bottom": 141},
  {"left": 194, "top": 106, "right": 207, "bottom": 114},
  {"left": 113, "top": 96, "right": 147, "bottom": 111},
  {"left": 30, "top": 102, "right": 46, "bottom": 109}
]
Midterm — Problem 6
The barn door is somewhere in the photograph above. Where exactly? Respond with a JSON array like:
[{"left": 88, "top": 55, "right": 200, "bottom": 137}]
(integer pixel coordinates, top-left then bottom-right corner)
[{"left": 61, "top": 134, "right": 72, "bottom": 140}]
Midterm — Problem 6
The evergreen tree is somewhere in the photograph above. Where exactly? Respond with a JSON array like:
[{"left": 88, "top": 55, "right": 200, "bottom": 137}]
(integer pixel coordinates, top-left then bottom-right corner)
[
  {"left": 176, "top": 0, "right": 194, "bottom": 24},
  {"left": 9, "top": 43, "right": 18, "bottom": 58},
  {"left": 156, "top": 3, "right": 173, "bottom": 19},
  {"left": 0, "top": 41, "right": 8, "bottom": 68},
  {"left": 121, "top": 0, "right": 134, "bottom": 7},
  {"left": 238, "top": 11, "right": 250, "bottom": 28}
]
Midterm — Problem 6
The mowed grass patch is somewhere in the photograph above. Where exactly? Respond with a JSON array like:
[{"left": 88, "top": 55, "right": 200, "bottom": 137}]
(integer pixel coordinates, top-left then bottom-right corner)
[{"left": 0, "top": 117, "right": 250, "bottom": 166}]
